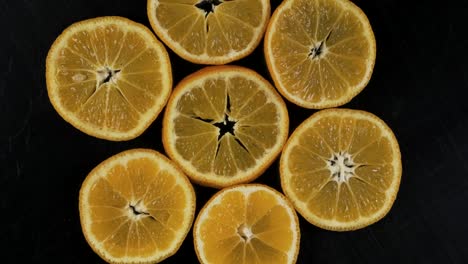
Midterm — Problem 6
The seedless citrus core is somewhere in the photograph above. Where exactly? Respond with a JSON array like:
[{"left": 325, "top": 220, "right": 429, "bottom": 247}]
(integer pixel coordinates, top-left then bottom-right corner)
[
  {"left": 194, "top": 184, "right": 300, "bottom": 264},
  {"left": 265, "top": 0, "right": 376, "bottom": 109},
  {"left": 280, "top": 109, "right": 402, "bottom": 231},
  {"left": 46, "top": 16, "right": 172, "bottom": 141},
  {"left": 163, "top": 66, "right": 289, "bottom": 188},
  {"left": 147, "top": 0, "right": 270, "bottom": 64},
  {"left": 79, "top": 149, "right": 195, "bottom": 263}
]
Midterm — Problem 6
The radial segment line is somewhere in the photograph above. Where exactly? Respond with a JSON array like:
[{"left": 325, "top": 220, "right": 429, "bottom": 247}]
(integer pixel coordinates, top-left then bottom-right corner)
[
  {"left": 234, "top": 136, "right": 251, "bottom": 155},
  {"left": 227, "top": 136, "right": 240, "bottom": 171},
  {"left": 282, "top": 33, "right": 310, "bottom": 49},
  {"left": 312, "top": 126, "right": 336, "bottom": 154},
  {"left": 176, "top": 131, "right": 216, "bottom": 139},
  {"left": 294, "top": 144, "right": 329, "bottom": 160},
  {"left": 139, "top": 221, "right": 158, "bottom": 249},
  {"left": 351, "top": 136, "right": 382, "bottom": 156},
  {"left": 344, "top": 119, "right": 356, "bottom": 152},
  {"left": 238, "top": 102, "right": 269, "bottom": 122},
  {"left": 235, "top": 130, "right": 267, "bottom": 149},
  {"left": 118, "top": 78, "right": 157, "bottom": 99},
  {"left": 100, "top": 218, "right": 130, "bottom": 244},
  {"left": 345, "top": 182, "right": 362, "bottom": 216},
  {"left": 327, "top": 50, "right": 366, "bottom": 60},
  {"left": 202, "top": 84, "right": 223, "bottom": 120},
  {"left": 323, "top": 58, "right": 350, "bottom": 86},
  {"left": 327, "top": 35, "right": 360, "bottom": 48},
  {"left": 165, "top": 13, "right": 196, "bottom": 31},
  {"left": 124, "top": 221, "right": 133, "bottom": 258},
  {"left": 352, "top": 174, "right": 386, "bottom": 192},
  {"left": 103, "top": 85, "right": 111, "bottom": 129},
  {"left": 333, "top": 183, "right": 341, "bottom": 219},
  {"left": 88, "top": 30, "right": 103, "bottom": 66},
  {"left": 111, "top": 31, "right": 127, "bottom": 67},
  {"left": 120, "top": 48, "right": 149, "bottom": 69},
  {"left": 190, "top": 136, "right": 218, "bottom": 162},
  {"left": 112, "top": 84, "right": 143, "bottom": 114},
  {"left": 235, "top": 90, "right": 261, "bottom": 117},
  {"left": 179, "top": 14, "right": 202, "bottom": 44},
  {"left": 305, "top": 180, "right": 332, "bottom": 204},
  {"left": 217, "top": 10, "right": 255, "bottom": 29},
  {"left": 58, "top": 79, "right": 96, "bottom": 88},
  {"left": 213, "top": 14, "right": 234, "bottom": 51},
  {"left": 94, "top": 29, "right": 109, "bottom": 65},
  {"left": 74, "top": 86, "right": 99, "bottom": 114},
  {"left": 145, "top": 184, "right": 178, "bottom": 210},
  {"left": 65, "top": 47, "right": 99, "bottom": 68},
  {"left": 249, "top": 243, "right": 262, "bottom": 263}
]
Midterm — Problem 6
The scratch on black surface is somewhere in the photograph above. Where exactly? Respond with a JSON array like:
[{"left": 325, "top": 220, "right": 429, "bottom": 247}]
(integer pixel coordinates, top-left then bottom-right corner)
[
  {"left": 10, "top": 98, "right": 33, "bottom": 141},
  {"left": 439, "top": 119, "right": 468, "bottom": 175},
  {"left": 7, "top": 55, "right": 13, "bottom": 74},
  {"left": 16, "top": 160, "right": 22, "bottom": 179},
  {"left": 367, "top": 228, "right": 384, "bottom": 250}
]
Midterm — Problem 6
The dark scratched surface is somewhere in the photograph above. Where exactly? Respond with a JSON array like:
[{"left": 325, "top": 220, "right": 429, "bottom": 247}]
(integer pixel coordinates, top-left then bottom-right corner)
[{"left": 1, "top": 0, "right": 468, "bottom": 263}]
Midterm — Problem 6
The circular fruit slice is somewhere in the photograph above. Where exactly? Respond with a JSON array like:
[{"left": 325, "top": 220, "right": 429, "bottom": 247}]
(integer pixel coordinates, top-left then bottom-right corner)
[
  {"left": 264, "top": 0, "right": 376, "bottom": 109},
  {"left": 147, "top": 0, "right": 270, "bottom": 64},
  {"left": 163, "top": 66, "right": 289, "bottom": 188},
  {"left": 79, "top": 149, "right": 195, "bottom": 263},
  {"left": 280, "top": 109, "right": 402, "bottom": 231},
  {"left": 46, "top": 16, "right": 172, "bottom": 141},
  {"left": 194, "top": 184, "right": 300, "bottom": 264}
]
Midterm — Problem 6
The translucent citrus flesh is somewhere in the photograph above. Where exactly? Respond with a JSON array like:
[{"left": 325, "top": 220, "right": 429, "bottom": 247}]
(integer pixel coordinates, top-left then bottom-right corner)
[
  {"left": 164, "top": 66, "right": 288, "bottom": 188},
  {"left": 47, "top": 17, "right": 171, "bottom": 140},
  {"left": 80, "top": 149, "right": 195, "bottom": 263},
  {"left": 280, "top": 109, "right": 401, "bottom": 230},
  {"left": 265, "top": 0, "right": 376, "bottom": 108},
  {"left": 148, "top": 0, "right": 269, "bottom": 64},
  {"left": 194, "top": 185, "right": 299, "bottom": 264}
]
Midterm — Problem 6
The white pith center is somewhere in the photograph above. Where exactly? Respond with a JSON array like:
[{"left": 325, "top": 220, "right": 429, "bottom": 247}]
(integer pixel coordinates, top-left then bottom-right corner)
[
  {"left": 327, "top": 152, "right": 356, "bottom": 183},
  {"left": 96, "top": 67, "right": 121, "bottom": 86},
  {"left": 237, "top": 224, "right": 253, "bottom": 242}
]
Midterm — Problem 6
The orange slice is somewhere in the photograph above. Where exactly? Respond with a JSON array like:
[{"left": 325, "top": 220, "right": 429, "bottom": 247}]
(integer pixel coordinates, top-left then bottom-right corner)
[
  {"left": 46, "top": 16, "right": 172, "bottom": 140},
  {"left": 147, "top": 0, "right": 270, "bottom": 64},
  {"left": 280, "top": 109, "right": 402, "bottom": 231},
  {"left": 264, "top": 0, "right": 376, "bottom": 109},
  {"left": 163, "top": 66, "right": 289, "bottom": 188},
  {"left": 79, "top": 149, "right": 195, "bottom": 263},
  {"left": 194, "top": 184, "right": 300, "bottom": 264}
]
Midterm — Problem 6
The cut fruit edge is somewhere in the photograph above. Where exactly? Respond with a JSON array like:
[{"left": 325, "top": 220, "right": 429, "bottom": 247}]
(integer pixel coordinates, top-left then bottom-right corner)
[
  {"left": 162, "top": 65, "right": 289, "bottom": 188},
  {"left": 264, "top": 0, "right": 376, "bottom": 109},
  {"left": 79, "top": 148, "right": 196, "bottom": 263},
  {"left": 46, "top": 16, "right": 172, "bottom": 141},
  {"left": 193, "top": 183, "right": 300, "bottom": 264},
  {"left": 147, "top": 0, "right": 271, "bottom": 64},
  {"left": 280, "top": 108, "right": 402, "bottom": 231}
]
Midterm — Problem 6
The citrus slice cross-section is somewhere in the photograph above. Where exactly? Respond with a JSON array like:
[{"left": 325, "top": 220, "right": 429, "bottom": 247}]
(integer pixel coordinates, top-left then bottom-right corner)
[
  {"left": 280, "top": 109, "right": 402, "bottom": 231},
  {"left": 194, "top": 184, "right": 300, "bottom": 264},
  {"left": 163, "top": 66, "right": 289, "bottom": 188},
  {"left": 147, "top": 0, "right": 270, "bottom": 64},
  {"left": 264, "top": 0, "right": 376, "bottom": 109},
  {"left": 46, "top": 16, "right": 172, "bottom": 141},
  {"left": 79, "top": 149, "right": 196, "bottom": 263}
]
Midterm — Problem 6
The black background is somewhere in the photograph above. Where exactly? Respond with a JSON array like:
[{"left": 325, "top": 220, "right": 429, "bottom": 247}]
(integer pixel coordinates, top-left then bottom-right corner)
[{"left": 2, "top": 0, "right": 468, "bottom": 263}]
